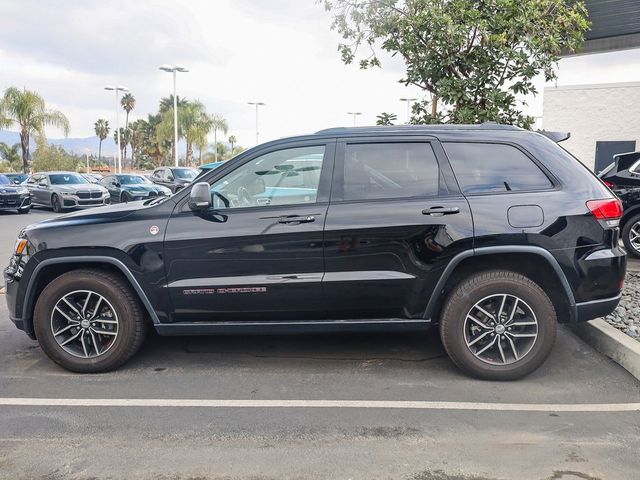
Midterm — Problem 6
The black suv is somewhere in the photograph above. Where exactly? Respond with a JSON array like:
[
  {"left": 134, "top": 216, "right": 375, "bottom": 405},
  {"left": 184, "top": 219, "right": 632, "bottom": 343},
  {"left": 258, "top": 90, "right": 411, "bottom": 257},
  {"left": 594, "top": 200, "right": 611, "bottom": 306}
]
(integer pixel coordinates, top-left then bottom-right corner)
[
  {"left": 149, "top": 166, "right": 198, "bottom": 193},
  {"left": 4, "top": 125, "right": 625, "bottom": 380},
  {"left": 598, "top": 151, "right": 640, "bottom": 257}
]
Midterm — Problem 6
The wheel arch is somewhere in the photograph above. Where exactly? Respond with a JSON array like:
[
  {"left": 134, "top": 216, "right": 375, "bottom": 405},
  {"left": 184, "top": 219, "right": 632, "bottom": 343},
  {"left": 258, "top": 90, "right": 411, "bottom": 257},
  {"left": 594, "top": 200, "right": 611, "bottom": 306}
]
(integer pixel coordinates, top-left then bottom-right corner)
[
  {"left": 21, "top": 256, "right": 160, "bottom": 338},
  {"left": 425, "top": 246, "right": 576, "bottom": 324},
  {"left": 620, "top": 205, "right": 640, "bottom": 230}
]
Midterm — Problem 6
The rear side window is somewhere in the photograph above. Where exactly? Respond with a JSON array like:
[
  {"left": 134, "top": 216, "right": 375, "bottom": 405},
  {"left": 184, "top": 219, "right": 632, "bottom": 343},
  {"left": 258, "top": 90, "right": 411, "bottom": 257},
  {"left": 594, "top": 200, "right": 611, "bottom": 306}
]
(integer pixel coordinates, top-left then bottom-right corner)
[
  {"left": 343, "top": 142, "right": 443, "bottom": 200},
  {"left": 443, "top": 142, "right": 553, "bottom": 194}
]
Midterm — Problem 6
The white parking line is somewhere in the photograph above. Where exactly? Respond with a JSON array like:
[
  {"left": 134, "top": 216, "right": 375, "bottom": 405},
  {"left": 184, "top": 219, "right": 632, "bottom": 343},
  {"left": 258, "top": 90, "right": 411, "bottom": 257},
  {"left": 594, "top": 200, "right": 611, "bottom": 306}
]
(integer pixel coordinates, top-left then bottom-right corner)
[{"left": 0, "top": 398, "right": 639, "bottom": 412}]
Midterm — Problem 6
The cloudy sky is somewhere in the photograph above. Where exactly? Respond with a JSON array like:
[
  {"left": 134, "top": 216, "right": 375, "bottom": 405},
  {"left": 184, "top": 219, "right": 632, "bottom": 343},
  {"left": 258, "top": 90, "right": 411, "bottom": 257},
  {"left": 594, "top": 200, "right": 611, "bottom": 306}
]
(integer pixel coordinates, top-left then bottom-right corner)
[{"left": 1, "top": 0, "right": 639, "bottom": 153}]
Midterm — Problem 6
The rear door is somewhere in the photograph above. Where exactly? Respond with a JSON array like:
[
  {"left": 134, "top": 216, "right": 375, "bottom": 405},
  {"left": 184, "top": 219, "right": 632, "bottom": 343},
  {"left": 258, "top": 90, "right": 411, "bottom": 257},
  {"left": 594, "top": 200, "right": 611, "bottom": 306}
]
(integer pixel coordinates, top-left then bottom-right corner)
[
  {"left": 163, "top": 139, "right": 335, "bottom": 322},
  {"left": 322, "top": 137, "right": 473, "bottom": 320}
]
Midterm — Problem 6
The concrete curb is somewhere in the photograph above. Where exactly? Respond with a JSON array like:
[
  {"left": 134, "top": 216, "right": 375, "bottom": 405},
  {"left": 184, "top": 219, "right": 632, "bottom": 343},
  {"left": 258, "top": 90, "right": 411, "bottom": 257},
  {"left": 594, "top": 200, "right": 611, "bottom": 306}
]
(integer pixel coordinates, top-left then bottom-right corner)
[{"left": 570, "top": 319, "right": 640, "bottom": 381}]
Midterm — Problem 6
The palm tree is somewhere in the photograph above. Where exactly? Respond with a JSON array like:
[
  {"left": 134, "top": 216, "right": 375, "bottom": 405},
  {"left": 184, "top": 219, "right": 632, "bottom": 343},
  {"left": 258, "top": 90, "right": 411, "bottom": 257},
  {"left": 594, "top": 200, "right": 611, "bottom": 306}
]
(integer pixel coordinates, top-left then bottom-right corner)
[
  {"left": 180, "top": 101, "right": 212, "bottom": 166},
  {"left": 0, "top": 87, "right": 70, "bottom": 173},
  {"left": 120, "top": 93, "right": 136, "bottom": 128},
  {"left": 159, "top": 95, "right": 188, "bottom": 113},
  {"left": 376, "top": 112, "right": 397, "bottom": 125},
  {"left": 128, "top": 119, "right": 145, "bottom": 167},
  {"left": 113, "top": 127, "right": 130, "bottom": 168},
  {"left": 0, "top": 142, "right": 21, "bottom": 170},
  {"left": 94, "top": 119, "right": 110, "bottom": 162},
  {"left": 210, "top": 114, "right": 229, "bottom": 163},
  {"left": 228, "top": 135, "right": 237, "bottom": 154}
]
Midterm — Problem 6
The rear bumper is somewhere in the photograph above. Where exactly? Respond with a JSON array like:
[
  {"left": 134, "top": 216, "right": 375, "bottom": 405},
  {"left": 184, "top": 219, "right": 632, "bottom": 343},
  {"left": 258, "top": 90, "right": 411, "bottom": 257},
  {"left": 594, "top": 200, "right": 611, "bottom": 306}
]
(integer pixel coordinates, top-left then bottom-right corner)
[{"left": 575, "top": 294, "right": 621, "bottom": 323}]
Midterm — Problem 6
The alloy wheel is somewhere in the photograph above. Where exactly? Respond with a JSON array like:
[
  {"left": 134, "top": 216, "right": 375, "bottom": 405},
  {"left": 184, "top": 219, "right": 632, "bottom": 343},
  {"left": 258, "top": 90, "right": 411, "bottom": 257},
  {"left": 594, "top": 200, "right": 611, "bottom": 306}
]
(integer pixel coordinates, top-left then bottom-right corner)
[
  {"left": 629, "top": 221, "right": 640, "bottom": 254},
  {"left": 463, "top": 294, "right": 538, "bottom": 366},
  {"left": 50, "top": 290, "right": 119, "bottom": 358}
]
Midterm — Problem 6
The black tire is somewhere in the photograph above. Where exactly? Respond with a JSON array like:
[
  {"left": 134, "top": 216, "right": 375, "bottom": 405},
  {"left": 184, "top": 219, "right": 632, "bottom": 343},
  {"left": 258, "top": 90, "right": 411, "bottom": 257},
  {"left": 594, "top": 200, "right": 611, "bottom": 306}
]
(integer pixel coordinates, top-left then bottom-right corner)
[
  {"left": 120, "top": 191, "right": 131, "bottom": 203},
  {"left": 17, "top": 206, "right": 30, "bottom": 214},
  {"left": 51, "top": 194, "right": 63, "bottom": 213},
  {"left": 622, "top": 214, "right": 640, "bottom": 258},
  {"left": 439, "top": 270, "right": 557, "bottom": 381},
  {"left": 33, "top": 269, "right": 147, "bottom": 373}
]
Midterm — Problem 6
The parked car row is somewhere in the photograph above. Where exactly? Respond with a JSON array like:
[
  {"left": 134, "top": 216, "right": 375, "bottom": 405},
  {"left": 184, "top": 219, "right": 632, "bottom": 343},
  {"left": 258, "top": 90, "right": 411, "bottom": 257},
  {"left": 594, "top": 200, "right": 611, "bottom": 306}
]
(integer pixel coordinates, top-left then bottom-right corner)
[{"left": 0, "top": 167, "right": 199, "bottom": 214}]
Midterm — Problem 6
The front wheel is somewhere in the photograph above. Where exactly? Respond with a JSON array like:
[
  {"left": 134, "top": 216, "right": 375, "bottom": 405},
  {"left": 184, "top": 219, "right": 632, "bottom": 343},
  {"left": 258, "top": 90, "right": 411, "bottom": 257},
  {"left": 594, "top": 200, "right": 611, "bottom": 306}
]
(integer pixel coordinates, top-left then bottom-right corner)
[
  {"left": 120, "top": 191, "right": 131, "bottom": 203},
  {"left": 33, "top": 269, "right": 147, "bottom": 372},
  {"left": 622, "top": 214, "right": 640, "bottom": 258},
  {"left": 17, "top": 206, "right": 30, "bottom": 214},
  {"left": 439, "top": 270, "right": 557, "bottom": 381},
  {"left": 51, "top": 194, "right": 63, "bottom": 213}
]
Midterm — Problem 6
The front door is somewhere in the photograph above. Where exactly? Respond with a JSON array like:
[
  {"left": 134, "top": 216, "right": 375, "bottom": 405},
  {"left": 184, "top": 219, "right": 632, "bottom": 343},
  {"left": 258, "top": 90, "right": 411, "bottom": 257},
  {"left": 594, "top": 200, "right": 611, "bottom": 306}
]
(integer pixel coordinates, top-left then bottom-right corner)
[
  {"left": 322, "top": 138, "right": 473, "bottom": 320},
  {"left": 163, "top": 140, "right": 335, "bottom": 322}
]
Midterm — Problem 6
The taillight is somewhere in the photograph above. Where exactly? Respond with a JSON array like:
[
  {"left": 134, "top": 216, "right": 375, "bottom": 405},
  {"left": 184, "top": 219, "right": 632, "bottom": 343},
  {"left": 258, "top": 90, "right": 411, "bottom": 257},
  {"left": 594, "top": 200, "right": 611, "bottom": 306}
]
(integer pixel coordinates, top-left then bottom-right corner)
[
  {"left": 586, "top": 199, "right": 623, "bottom": 227},
  {"left": 603, "top": 180, "right": 615, "bottom": 189}
]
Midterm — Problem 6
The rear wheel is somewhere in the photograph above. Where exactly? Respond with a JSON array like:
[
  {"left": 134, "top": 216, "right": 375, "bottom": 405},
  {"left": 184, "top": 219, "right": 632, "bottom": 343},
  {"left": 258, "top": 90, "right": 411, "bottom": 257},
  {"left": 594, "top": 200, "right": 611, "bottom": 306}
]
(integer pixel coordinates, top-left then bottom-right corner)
[
  {"left": 439, "top": 270, "right": 557, "bottom": 381},
  {"left": 51, "top": 194, "right": 63, "bottom": 213},
  {"left": 33, "top": 269, "right": 147, "bottom": 373},
  {"left": 622, "top": 214, "right": 640, "bottom": 258}
]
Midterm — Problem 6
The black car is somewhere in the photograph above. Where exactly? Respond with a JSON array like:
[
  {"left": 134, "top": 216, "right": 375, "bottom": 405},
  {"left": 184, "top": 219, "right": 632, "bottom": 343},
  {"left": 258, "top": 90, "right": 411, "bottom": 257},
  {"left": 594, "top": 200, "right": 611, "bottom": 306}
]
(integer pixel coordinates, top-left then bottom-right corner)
[
  {"left": 598, "top": 151, "right": 640, "bottom": 257},
  {"left": 149, "top": 166, "right": 198, "bottom": 193},
  {"left": 4, "top": 125, "right": 625, "bottom": 379},
  {"left": 4, "top": 173, "right": 29, "bottom": 185},
  {"left": 0, "top": 174, "right": 31, "bottom": 213},
  {"left": 100, "top": 174, "right": 172, "bottom": 203}
]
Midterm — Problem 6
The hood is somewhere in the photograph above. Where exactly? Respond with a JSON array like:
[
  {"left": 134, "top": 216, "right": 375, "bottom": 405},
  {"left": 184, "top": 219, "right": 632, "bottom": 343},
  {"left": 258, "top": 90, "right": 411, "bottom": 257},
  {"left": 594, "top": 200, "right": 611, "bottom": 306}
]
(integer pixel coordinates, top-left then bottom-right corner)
[
  {"left": 123, "top": 183, "right": 167, "bottom": 193},
  {"left": 53, "top": 184, "right": 107, "bottom": 193},
  {"left": 25, "top": 198, "right": 170, "bottom": 233},
  {"left": 0, "top": 185, "right": 28, "bottom": 194}
]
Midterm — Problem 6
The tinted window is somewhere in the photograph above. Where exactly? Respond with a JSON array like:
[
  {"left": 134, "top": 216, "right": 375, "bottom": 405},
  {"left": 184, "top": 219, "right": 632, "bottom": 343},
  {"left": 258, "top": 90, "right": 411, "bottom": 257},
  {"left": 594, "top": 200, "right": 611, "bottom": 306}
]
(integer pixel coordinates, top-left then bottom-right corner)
[
  {"left": 174, "top": 168, "right": 197, "bottom": 180},
  {"left": 210, "top": 145, "right": 325, "bottom": 209},
  {"left": 443, "top": 143, "right": 552, "bottom": 194},
  {"left": 118, "top": 175, "right": 149, "bottom": 185},
  {"left": 0, "top": 175, "right": 9, "bottom": 185},
  {"left": 343, "top": 143, "right": 441, "bottom": 200}
]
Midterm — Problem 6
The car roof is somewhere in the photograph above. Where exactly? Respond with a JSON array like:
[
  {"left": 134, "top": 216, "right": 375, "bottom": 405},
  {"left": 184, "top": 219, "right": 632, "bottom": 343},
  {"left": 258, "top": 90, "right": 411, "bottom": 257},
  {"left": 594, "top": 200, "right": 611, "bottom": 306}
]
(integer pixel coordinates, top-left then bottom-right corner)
[{"left": 314, "top": 124, "right": 522, "bottom": 136}]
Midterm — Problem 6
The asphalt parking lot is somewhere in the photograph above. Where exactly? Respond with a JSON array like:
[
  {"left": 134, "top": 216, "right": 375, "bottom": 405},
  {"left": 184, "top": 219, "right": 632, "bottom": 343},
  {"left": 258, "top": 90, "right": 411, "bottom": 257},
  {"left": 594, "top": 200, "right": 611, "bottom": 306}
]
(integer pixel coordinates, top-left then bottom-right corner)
[{"left": 0, "top": 208, "right": 639, "bottom": 480}]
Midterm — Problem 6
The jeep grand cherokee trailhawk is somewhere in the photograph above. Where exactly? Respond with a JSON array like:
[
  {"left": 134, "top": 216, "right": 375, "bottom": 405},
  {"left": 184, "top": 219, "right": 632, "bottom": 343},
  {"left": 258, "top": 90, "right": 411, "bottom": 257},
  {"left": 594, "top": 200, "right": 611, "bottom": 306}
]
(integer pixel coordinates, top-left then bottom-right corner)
[{"left": 4, "top": 124, "right": 626, "bottom": 380}]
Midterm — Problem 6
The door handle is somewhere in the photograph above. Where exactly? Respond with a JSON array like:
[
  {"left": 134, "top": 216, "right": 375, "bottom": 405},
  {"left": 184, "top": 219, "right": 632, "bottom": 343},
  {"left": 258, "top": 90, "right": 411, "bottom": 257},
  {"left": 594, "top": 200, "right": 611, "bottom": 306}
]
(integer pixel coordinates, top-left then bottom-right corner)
[
  {"left": 278, "top": 215, "right": 316, "bottom": 224},
  {"left": 422, "top": 206, "right": 460, "bottom": 216}
]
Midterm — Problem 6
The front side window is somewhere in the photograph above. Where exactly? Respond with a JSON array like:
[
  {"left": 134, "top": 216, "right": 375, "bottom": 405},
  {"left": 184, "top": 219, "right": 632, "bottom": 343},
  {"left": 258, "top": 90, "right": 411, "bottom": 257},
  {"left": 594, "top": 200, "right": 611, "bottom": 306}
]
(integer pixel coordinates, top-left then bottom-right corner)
[
  {"left": 443, "top": 142, "right": 553, "bottom": 194},
  {"left": 209, "top": 145, "right": 325, "bottom": 209},
  {"left": 343, "top": 142, "right": 441, "bottom": 201}
]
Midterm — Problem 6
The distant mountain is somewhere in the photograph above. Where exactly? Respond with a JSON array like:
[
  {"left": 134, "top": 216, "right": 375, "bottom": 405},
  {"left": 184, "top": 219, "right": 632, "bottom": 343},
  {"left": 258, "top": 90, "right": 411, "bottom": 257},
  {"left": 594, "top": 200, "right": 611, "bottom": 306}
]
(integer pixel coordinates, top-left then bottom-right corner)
[{"left": 0, "top": 130, "right": 119, "bottom": 156}]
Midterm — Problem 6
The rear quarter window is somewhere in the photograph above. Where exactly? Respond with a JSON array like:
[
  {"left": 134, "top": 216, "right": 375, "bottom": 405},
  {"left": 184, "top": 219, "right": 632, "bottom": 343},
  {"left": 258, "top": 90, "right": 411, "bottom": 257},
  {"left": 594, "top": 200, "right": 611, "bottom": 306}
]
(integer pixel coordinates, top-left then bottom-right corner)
[{"left": 443, "top": 142, "right": 553, "bottom": 194}]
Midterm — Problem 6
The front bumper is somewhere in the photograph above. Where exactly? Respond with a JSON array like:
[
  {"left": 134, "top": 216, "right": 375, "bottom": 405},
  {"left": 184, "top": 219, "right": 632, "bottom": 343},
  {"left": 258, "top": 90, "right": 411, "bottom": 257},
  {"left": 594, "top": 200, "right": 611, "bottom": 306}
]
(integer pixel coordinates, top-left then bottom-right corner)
[
  {"left": 0, "top": 194, "right": 30, "bottom": 210},
  {"left": 61, "top": 195, "right": 110, "bottom": 209}
]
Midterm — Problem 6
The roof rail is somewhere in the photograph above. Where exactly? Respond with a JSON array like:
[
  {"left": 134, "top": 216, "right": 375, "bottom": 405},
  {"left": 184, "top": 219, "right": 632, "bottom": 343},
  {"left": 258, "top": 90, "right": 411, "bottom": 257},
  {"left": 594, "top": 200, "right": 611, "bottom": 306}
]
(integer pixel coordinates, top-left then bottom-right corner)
[{"left": 314, "top": 123, "right": 522, "bottom": 135}]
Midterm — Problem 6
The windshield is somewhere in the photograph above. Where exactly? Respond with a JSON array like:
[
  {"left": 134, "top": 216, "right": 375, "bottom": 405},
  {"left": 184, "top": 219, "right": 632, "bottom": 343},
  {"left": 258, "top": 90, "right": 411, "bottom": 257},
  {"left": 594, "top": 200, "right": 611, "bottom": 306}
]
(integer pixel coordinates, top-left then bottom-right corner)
[
  {"left": 0, "top": 175, "right": 9, "bottom": 185},
  {"left": 49, "top": 173, "right": 89, "bottom": 185},
  {"left": 174, "top": 168, "right": 197, "bottom": 180},
  {"left": 118, "top": 175, "right": 150, "bottom": 185}
]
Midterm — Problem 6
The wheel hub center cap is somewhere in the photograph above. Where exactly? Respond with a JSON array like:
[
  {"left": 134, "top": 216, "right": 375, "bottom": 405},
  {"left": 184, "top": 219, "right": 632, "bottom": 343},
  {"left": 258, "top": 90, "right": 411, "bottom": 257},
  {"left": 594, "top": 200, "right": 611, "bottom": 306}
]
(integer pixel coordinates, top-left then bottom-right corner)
[
  {"left": 80, "top": 319, "right": 90, "bottom": 329},
  {"left": 495, "top": 324, "right": 506, "bottom": 334}
]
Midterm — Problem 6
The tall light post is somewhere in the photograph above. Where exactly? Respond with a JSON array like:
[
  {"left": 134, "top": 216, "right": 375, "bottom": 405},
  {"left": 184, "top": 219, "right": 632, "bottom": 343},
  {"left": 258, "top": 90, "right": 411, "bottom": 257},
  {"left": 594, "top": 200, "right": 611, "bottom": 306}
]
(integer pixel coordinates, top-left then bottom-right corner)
[
  {"left": 347, "top": 112, "right": 362, "bottom": 126},
  {"left": 160, "top": 65, "right": 189, "bottom": 167},
  {"left": 248, "top": 102, "right": 265, "bottom": 145},
  {"left": 104, "top": 85, "right": 129, "bottom": 174},
  {"left": 400, "top": 98, "right": 417, "bottom": 123}
]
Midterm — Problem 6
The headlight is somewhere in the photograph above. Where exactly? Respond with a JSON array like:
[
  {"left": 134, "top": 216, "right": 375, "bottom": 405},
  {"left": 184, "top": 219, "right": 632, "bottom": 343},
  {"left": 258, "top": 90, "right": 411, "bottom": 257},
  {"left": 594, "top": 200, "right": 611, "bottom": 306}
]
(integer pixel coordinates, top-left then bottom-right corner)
[
  {"left": 60, "top": 191, "right": 75, "bottom": 196},
  {"left": 14, "top": 238, "right": 27, "bottom": 256},
  {"left": 16, "top": 188, "right": 29, "bottom": 195}
]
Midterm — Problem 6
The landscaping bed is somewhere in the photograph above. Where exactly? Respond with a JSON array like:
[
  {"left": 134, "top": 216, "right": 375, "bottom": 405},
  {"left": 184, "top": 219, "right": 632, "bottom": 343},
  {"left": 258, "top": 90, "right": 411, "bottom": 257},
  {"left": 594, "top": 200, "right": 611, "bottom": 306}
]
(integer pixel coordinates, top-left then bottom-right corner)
[{"left": 604, "top": 271, "right": 640, "bottom": 341}]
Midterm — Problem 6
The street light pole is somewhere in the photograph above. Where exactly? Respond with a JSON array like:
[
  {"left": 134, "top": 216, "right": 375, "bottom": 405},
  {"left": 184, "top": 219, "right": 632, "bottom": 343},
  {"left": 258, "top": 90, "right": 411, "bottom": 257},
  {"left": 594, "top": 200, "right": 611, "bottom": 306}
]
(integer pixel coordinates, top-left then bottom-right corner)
[
  {"left": 160, "top": 65, "right": 189, "bottom": 167},
  {"left": 399, "top": 98, "right": 417, "bottom": 123},
  {"left": 248, "top": 102, "right": 265, "bottom": 145},
  {"left": 104, "top": 85, "right": 129, "bottom": 174},
  {"left": 347, "top": 112, "right": 362, "bottom": 126}
]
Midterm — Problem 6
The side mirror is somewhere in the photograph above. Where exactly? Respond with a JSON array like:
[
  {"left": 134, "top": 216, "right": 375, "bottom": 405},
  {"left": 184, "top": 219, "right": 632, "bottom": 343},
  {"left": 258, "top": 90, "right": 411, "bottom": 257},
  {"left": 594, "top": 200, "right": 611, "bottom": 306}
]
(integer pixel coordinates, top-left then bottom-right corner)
[
  {"left": 189, "top": 182, "right": 211, "bottom": 211},
  {"left": 13, "top": 180, "right": 20, "bottom": 184},
  {"left": 114, "top": 182, "right": 121, "bottom": 188}
]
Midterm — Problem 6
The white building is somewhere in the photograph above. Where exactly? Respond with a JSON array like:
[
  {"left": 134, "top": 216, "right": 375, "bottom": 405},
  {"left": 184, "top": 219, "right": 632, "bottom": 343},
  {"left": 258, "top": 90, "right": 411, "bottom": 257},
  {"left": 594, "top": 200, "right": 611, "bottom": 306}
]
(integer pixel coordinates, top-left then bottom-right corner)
[{"left": 542, "top": 81, "right": 640, "bottom": 172}]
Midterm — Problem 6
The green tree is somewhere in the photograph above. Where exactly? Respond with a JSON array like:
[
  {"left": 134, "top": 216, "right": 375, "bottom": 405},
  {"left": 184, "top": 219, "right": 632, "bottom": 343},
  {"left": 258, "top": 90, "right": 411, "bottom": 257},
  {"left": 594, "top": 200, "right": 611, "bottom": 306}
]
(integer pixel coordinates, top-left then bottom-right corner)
[
  {"left": 94, "top": 119, "right": 110, "bottom": 162},
  {"left": 210, "top": 114, "right": 229, "bottom": 163},
  {"left": 120, "top": 93, "right": 136, "bottom": 128},
  {"left": 322, "top": 0, "right": 589, "bottom": 127},
  {"left": 228, "top": 135, "right": 237, "bottom": 154},
  {"left": 32, "top": 142, "right": 78, "bottom": 172},
  {"left": 159, "top": 95, "right": 188, "bottom": 113},
  {"left": 0, "top": 87, "right": 70, "bottom": 173},
  {"left": 0, "top": 142, "right": 21, "bottom": 171},
  {"left": 113, "top": 127, "right": 130, "bottom": 168},
  {"left": 128, "top": 119, "right": 146, "bottom": 167},
  {"left": 376, "top": 112, "right": 397, "bottom": 126}
]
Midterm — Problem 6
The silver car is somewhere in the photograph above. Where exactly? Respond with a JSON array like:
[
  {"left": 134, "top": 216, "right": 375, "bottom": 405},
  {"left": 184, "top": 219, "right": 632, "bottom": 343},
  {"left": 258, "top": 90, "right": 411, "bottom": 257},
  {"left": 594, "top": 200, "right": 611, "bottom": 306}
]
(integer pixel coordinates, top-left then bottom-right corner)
[{"left": 25, "top": 172, "right": 110, "bottom": 212}]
